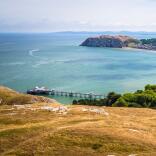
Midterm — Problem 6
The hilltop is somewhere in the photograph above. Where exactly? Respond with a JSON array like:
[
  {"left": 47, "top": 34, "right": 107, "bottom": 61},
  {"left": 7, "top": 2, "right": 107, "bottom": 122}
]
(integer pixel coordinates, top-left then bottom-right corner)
[
  {"left": 80, "top": 35, "right": 156, "bottom": 50},
  {"left": 0, "top": 86, "right": 156, "bottom": 156}
]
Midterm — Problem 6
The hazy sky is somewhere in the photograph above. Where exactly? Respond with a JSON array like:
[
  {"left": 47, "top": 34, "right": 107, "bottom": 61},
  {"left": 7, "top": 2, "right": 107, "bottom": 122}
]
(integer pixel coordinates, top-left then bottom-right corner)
[{"left": 0, "top": 0, "right": 156, "bottom": 32}]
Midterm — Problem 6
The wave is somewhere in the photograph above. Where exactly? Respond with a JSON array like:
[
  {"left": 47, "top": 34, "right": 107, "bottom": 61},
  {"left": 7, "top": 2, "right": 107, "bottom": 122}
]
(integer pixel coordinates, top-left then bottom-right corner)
[
  {"left": 0, "top": 42, "right": 15, "bottom": 46},
  {"left": 32, "top": 57, "right": 106, "bottom": 68},
  {"left": 32, "top": 58, "right": 98, "bottom": 68},
  {"left": 0, "top": 62, "right": 25, "bottom": 66},
  {"left": 28, "top": 49, "right": 40, "bottom": 56},
  {"left": 32, "top": 60, "right": 50, "bottom": 68}
]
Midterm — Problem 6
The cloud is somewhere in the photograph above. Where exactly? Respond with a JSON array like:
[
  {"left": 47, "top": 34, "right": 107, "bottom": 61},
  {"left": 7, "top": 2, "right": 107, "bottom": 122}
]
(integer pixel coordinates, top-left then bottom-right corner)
[{"left": 0, "top": 0, "right": 156, "bottom": 32}]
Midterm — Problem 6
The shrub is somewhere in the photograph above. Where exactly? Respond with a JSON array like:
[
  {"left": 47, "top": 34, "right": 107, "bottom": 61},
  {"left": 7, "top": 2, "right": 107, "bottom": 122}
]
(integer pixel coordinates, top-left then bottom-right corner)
[
  {"left": 72, "top": 84, "right": 156, "bottom": 108},
  {"left": 145, "top": 84, "right": 156, "bottom": 92},
  {"left": 113, "top": 97, "right": 128, "bottom": 107}
]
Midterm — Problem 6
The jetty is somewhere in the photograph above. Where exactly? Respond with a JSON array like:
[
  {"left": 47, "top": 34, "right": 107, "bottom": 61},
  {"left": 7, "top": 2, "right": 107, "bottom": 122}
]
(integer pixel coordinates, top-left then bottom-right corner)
[{"left": 27, "top": 87, "right": 105, "bottom": 99}]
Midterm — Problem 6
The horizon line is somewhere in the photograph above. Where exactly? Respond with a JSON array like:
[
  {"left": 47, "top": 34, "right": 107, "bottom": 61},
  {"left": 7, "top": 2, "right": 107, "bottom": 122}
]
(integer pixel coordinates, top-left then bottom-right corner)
[{"left": 0, "top": 30, "right": 156, "bottom": 34}]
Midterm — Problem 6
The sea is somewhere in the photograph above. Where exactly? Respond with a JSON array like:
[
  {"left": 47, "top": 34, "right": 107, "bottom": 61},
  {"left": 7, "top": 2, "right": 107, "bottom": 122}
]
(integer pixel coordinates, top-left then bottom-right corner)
[{"left": 1, "top": 31, "right": 156, "bottom": 104}]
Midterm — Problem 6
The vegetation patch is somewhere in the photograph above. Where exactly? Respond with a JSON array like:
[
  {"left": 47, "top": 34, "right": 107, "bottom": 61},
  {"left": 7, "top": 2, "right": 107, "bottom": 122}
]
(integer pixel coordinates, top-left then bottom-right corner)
[{"left": 73, "top": 84, "right": 156, "bottom": 108}]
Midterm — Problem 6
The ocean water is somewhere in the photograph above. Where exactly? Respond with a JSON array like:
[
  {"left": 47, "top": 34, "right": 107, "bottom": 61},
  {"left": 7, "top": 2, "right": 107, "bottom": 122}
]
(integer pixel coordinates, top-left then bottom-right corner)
[{"left": 1, "top": 32, "right": 156, "bottom": 104}]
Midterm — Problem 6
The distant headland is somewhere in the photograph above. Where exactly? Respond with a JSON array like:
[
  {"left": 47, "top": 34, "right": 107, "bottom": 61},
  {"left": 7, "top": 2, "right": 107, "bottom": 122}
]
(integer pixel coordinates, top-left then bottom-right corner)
[{"left": 80, "top": 35, "right": 156, "bottom": 51}]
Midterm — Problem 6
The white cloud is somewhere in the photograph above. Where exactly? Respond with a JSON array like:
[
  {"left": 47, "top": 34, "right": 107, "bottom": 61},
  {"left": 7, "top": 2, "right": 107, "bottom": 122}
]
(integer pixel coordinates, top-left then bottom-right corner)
[{"left": 0, "top": 0, "right": 156, "bottom": 32}]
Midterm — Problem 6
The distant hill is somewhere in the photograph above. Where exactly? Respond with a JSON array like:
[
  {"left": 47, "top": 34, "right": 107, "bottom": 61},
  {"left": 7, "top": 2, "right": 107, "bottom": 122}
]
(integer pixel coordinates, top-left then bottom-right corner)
[{"left": 81, "top": 35, "right": 156, "bottom": 50}]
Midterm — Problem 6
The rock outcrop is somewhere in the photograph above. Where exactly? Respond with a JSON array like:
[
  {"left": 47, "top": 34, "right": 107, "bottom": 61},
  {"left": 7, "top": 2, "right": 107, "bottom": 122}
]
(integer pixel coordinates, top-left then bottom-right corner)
[{"left": 80, "top": 35, "right": 140, "bottom": 48}]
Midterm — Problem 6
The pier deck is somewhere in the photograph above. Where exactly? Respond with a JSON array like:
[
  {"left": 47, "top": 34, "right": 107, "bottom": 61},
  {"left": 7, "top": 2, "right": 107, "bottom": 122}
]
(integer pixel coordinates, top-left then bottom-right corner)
[{"left": 27, "top": 88, "right": 105, "bottom": 99}]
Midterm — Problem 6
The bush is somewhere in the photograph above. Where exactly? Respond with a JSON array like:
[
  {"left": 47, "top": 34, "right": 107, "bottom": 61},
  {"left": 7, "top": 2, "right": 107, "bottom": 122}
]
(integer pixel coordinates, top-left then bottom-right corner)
[
  {"left": 140, "top": 39, "right": 156, "bottom": 46},
  {"left": 113, "top": 97, "right": 128, "bottom": 107},
  {"left": 145, "top": 84, "right": 156, "bottom": 91},
  {"left": 72, "top": 84, "right": 156, "bottom": 108},
  {"left": 106, "top": 92, "right": 121, "bottom": 106},
  {"left": 72, "top": 100, "right": 78, "bottom": 105}
]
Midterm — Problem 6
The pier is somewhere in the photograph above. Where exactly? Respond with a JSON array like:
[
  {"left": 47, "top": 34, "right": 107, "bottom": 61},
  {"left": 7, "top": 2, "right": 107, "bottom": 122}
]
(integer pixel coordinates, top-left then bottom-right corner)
[{"left": 27, "top": 87, "right": 105, "bottom": 99}]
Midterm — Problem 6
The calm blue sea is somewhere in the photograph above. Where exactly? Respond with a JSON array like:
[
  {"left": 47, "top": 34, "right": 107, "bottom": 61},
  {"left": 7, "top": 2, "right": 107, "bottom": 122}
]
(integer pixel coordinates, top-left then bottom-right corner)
[{"left": 1, "top": 32, "right": 156, "bottom": 104}]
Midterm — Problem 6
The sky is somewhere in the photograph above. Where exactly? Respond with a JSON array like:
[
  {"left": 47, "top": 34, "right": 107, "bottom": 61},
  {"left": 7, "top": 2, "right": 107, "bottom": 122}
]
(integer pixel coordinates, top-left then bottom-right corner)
[{"left": 0, "top": 0, "right": 156, "bottom": 32}]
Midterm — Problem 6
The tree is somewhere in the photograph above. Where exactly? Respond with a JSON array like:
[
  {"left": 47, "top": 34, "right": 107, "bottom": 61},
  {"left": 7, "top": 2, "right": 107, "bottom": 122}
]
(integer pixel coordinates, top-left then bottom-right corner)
[
  {"left": 145, "top": 84, "right": 156, "bottom": 92},
  {"left": 113, "top": 97, "right": 128, "bottom": 107},
  {"left": 106, "top": 92, "right": 121, "bottom": 106},
  {"left": 72, "top": 100, "right": 78, "bottom": 105}
]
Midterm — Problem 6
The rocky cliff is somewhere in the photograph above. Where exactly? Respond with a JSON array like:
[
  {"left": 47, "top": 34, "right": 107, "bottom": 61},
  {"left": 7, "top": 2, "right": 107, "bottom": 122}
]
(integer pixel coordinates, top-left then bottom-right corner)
[{"left": 80, "top": 35, "right": 140, "bottom": 48}]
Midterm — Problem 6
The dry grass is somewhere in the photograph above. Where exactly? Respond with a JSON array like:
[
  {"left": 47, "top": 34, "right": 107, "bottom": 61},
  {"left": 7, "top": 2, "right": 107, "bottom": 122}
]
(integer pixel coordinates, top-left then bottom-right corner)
[
  {"left": 0, "top": 104, "right": 156, "bottom": 156},
  {"left": 0, "top": 86, "right": 156, "bottom": 156},
  {"left": 0, "top": 86, "right": 57, "bottom": 105}
]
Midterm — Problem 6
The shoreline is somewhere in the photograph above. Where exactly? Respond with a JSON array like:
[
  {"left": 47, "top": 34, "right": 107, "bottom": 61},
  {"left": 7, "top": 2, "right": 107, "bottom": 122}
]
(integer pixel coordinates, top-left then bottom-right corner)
[{"left": 122, "top": 47, "right": 156, "bottom": 53}]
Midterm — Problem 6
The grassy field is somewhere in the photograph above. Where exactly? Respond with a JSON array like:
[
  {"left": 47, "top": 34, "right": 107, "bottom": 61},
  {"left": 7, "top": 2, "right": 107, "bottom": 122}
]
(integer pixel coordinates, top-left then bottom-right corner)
[
  {"left": 0, "top": 86, "right": 156, "bottom": 156},
  {"left": 0, "top": 104, "right": 156, "bottom": 156}
]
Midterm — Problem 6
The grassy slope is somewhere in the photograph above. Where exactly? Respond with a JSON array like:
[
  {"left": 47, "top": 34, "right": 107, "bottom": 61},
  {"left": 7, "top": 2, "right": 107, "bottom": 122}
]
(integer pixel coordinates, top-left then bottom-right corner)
[
  {"left": 0, "top": 87, "right": 156, "bottom": 156},
  {"left": 0, "top": 86, "right": 57, "bottom": 105}
]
